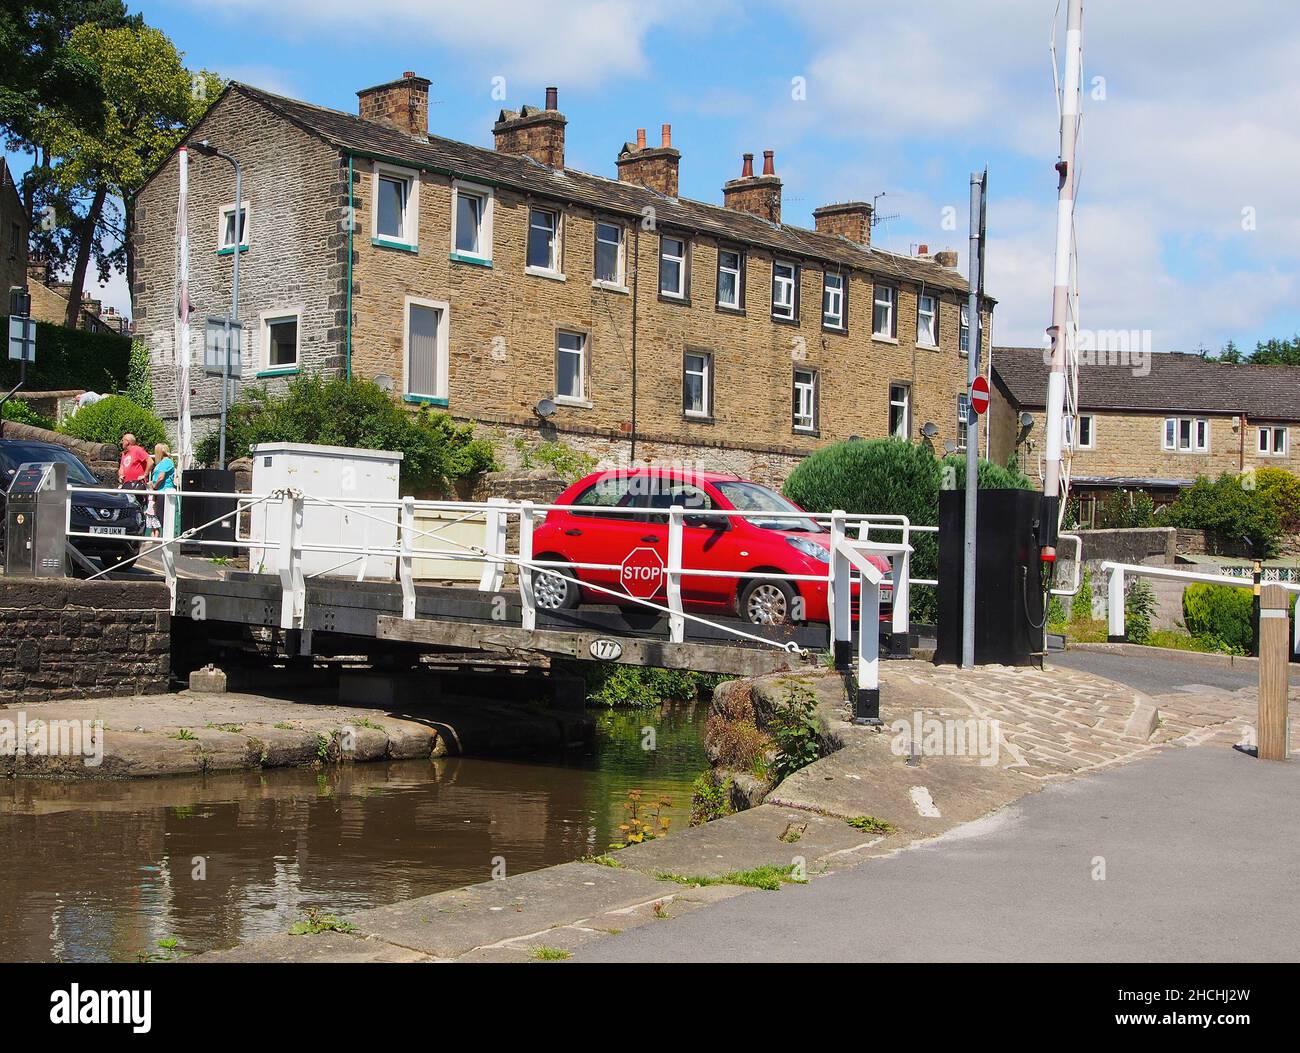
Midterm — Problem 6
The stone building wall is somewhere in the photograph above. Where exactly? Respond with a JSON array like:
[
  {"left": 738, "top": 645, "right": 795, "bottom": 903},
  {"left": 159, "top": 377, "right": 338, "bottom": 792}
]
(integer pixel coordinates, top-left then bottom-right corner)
[{"left": 0, "top": 580, "right": 171, "bottom": 703}]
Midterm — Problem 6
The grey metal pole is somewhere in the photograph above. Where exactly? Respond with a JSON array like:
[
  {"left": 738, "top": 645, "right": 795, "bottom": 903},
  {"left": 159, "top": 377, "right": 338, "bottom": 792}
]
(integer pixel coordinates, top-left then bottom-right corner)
[
  {"left": 218, "top": 158, "right": 241, "bottom": 469},
  {"left": 961, "top": 171, "right": 985, "bottom": 669}
]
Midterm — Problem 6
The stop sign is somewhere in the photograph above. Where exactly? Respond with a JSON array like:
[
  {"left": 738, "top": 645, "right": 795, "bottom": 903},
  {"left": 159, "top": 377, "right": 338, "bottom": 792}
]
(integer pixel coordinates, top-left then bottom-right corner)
[
  {"left": 620, "top": 546, "right": 665, "bottom": 599},
  {"left": 969, "top": 374, "right": 990, "bottom": 416}
]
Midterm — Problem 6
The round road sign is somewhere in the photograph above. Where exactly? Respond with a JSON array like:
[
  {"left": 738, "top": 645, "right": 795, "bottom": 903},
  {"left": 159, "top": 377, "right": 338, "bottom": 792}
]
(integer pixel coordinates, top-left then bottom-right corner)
[{"left": 970, "top": 374, "right": 990, "bottom": 416}]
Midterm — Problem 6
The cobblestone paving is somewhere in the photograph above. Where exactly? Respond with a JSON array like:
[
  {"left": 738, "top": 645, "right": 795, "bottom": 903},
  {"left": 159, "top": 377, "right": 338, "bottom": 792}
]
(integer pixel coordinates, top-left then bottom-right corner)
[{"left": 882, "top": 661, "right": 1299, "bottom": 780}]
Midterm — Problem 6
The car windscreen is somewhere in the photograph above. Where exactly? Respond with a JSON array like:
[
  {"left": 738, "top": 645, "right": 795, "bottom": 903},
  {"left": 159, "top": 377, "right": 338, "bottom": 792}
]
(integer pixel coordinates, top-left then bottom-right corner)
[
  {"left": 0, "top": 443, "right": 100, "bottom": 487},
  {"left": 714, "top": 481, "right": 822, "bottom": 533}
]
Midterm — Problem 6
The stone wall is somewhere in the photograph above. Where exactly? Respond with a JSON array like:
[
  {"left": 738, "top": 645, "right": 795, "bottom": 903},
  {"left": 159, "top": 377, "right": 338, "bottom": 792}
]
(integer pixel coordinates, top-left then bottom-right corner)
[
  {"left": 1077, "top": 527, "right": 1178, "bottom": 565},
  {"left": 0, "top": 579, "right": 171, "bottom": 703}
]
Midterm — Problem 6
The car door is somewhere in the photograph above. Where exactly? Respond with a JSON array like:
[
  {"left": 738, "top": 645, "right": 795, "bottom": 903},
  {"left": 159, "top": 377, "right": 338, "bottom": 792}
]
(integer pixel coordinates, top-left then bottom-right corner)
[{"left": 635, "top": 480, "right": 741, "bottom": 610}]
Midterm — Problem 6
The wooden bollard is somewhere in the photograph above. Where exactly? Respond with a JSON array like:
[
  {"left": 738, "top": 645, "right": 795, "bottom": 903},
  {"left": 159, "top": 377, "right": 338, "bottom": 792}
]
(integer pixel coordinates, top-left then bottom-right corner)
[{"left": 1257, "top": 584, "right": 1291, "bottom": 762}]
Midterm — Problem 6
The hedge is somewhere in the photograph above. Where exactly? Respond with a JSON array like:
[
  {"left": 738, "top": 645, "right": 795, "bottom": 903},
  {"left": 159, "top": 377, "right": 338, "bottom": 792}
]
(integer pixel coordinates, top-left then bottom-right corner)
[
  {"left": 1182, "top": 583, "right": 1255, "bottom": 654},
  {"left": 0, "top": 316, "right": 131, "bottom": 394},
  {"left": 60, "top": 395, "right": 168, "bottom": 451}
]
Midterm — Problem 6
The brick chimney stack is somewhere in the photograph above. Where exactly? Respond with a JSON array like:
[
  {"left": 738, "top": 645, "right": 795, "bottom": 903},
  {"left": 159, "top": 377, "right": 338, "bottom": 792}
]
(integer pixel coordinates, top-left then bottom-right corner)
[
  {"left": 493, "top": 87, "right": 567, "bottom": 169},
  {"left": 357, "top": 71, "right": 431, "bottom": 138},
  {"left": 723, "top": 150, "right": 782, "bottom": 224},
  {"left": 615, "top": 121, "right": 681, "bottom": 197},
  {"left": 813, "top": 202, "right": 873, "bottom": 246}
]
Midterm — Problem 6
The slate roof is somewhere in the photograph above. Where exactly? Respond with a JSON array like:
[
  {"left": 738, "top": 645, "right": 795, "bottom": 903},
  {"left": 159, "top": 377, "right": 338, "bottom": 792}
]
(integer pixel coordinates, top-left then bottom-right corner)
[
  {"left": 991, "top": 346, "right": 1300, "bottom": 422},
  {"left": 227, "top": 83, "right": 973, "bottom": 297}
]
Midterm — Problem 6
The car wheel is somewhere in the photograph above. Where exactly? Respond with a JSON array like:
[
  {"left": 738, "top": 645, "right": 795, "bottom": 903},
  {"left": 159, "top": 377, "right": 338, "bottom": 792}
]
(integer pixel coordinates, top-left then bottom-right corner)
[
  {"left": 532, "top": 559, "right": 580, "bottom": 610},
  {"left": 740, "top": 579, "right": 799, "bottom": 625}
]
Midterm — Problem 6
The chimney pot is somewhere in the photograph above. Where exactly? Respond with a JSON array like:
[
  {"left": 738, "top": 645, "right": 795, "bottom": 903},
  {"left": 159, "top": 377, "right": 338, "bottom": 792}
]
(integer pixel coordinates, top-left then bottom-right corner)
[
  {"left": 403, "top": 71, "right": 416, "bottom": 79},
  {"left": 762, "top": 150, "right": 775, "bottom": 176},
  {"left": 661, "top": 123, "right": 671, "bottom": 148},
  {"left": 918, "top": 243, "right": 929, "bottom": 255},
  {"left": 636, "top": 127, "right": 647, "bottom": 149},
  {"left": 741, "top": 152, "right": 754, "bottom": 177},
  {"left": 545, "top": 86, "right": 558, "bottom": 111}
]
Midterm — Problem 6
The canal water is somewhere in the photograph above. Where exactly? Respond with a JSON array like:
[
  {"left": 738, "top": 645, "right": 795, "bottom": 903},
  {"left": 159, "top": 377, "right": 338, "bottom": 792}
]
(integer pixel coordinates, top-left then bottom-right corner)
[{"left": 0, "top": 703, "right": 708, "bottom": 962}]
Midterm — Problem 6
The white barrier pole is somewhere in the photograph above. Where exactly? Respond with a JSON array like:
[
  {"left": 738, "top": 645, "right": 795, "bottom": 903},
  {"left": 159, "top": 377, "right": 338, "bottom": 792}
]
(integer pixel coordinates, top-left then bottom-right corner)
[
  {"left": 891, "top": 530, "right": 911, "bottom": 644},
  {"left": 479, "top": 498, "right": 507, "bottom": 593},
  {"left": 667, "top": 504, "right": 685, "bottom": 643},
  {"left": 399, "top": 496, "right": 415, "bottom": 620},
  {"left": 828, "top": 510, "right": 851, "bottom": 668},
  {"left": 278, "top": 491, "right": 305, "bottom": 630},
  {"left": 857, "top": 571, "right": 882, "bottom": 724},
  {"left": 1107, "top": 563, "right": 1125, "bottom": 642},
  {"left": 518, "top": 501, "right": 536, "bottom": 631},
  {"left": 161, "top": 491, "right": 178, "bottom": 612}
]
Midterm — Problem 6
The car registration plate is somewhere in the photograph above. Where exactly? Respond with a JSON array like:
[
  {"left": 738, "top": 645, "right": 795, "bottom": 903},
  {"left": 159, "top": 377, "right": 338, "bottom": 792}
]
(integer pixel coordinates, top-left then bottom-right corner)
[{"left": 89, "top": 525, "right": 127, "bottom": 536}]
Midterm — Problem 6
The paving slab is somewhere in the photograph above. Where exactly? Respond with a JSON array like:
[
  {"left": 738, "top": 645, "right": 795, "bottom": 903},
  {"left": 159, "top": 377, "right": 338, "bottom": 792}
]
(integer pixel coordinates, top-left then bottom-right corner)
[{"left": 192, "top": 931, "right": 432, "bottom": 964}]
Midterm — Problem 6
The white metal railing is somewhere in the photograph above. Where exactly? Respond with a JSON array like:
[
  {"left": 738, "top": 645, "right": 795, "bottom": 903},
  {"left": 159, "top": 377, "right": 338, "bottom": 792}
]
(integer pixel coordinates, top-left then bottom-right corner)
[
  {"left": 64, "top": 484, "right": 924, "bottom": 664},
  {"left": 1100, "top": 560, "right": 1300, "bottom": 654}
]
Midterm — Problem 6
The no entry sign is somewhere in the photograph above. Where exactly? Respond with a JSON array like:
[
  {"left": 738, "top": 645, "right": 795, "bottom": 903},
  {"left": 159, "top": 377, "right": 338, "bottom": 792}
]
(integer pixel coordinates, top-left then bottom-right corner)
[
  {"left": 620, "top": 546, "right": 665, "bottom": 598},
  {"left": 969, "top": 374, "right": 990, "bottom": 416}
]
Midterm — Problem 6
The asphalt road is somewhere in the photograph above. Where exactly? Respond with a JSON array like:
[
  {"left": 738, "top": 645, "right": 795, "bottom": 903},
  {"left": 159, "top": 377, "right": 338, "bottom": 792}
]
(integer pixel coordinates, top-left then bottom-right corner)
[
  {"left": 576, "top": 745, "right": 1300, "bottom": 962},
  {"left": 1048, "top": 647, "right": 1297, "bottom": 694}
]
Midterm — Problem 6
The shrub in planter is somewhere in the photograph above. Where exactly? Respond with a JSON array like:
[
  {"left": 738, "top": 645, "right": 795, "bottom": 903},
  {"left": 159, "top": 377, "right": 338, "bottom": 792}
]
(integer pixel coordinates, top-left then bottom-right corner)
[
  {"left": 60, "top": 395, "right": 167, "bottom": 450},
  {"left": 1182, "top": 582, "right": 1254, "bottom": 654}
]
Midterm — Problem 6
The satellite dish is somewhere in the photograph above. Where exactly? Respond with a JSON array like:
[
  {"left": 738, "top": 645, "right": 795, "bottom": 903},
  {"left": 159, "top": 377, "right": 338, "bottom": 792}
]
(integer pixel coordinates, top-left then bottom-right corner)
[
  {"left": 534, "top": 398, "right": 557, "bottom": 419},
  {"left": 944, "top": 440, "right": 958, "bottom": 454},
  {"left": 1019, "top": 411, "right": 1035, "bottom": 429},
  {"left": 374, "top": 374, "right": 394, "bottom": 393},
  {"left": 921, "top": 421, "right": 939, "bottom": 439}
]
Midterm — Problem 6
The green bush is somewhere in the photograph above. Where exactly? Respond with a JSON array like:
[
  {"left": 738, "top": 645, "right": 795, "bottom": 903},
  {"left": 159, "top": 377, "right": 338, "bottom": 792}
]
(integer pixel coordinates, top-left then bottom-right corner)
[
  {"left": 1182, "top": 582, "right": 1254, "bottom": 654},
  {"left": 1095, "top": 489, "right": 1157, "bottom": 528},
  {"left": 60, "top": 395, "right": 167, "bottom": 450},
  {"left": 570, "top": 662, "right": 718, "bottom": 709},
  {"left": 1071, "top": 565, "right": 1094, "bottom": 623},
  {"left": 1, "top": 398, "right": 56, "bottom": 430},
  {"left": 125, "top": 340, "right": 154, "bottom": 412},
  {"left": 513, "top": 438, "right": 596, "bottom": 482},
  {"left": 783, "top": 438, "right": 1033, "bottom": 623},
  {"left": 1125, "top": 577, "right": 1157, "bottom": 645},
  {"left": 1252, "top": 467, "right": 1300, "bottom": 534},
  {"left": 1165, "top": 473, "right": 1281, "bottom": 558},
  {"left": 0, "top": 317, "right": 131, "bottom": 392},
  {"left": 196, "top": 375, "right": 498, "bottom": 493}
]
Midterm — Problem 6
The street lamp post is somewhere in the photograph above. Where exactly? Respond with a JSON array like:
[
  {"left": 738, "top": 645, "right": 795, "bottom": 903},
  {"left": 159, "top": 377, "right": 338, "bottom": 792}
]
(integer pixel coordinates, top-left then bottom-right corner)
[{"left": 191, "top": 139, "right": 242, "bottom": 468}]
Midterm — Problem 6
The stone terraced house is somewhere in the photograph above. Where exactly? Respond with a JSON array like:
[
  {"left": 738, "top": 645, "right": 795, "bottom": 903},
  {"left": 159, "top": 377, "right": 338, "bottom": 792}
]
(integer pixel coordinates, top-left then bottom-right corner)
[
  {"left": 989, "top": 346, "right": 1300, "bottom": 523},
  {"left": 131, "top": 73, "right": 989, "bottom": 485}
]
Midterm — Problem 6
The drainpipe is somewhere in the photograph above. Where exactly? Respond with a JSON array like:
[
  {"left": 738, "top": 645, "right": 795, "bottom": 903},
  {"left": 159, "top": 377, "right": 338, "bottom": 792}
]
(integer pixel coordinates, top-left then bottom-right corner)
[
  {"left": 1239, "top": 412, "right": 1246, "bottom": 472},
  {"left": 630, "top": 225, "right": 639, "bottom": 461},
  {"left": 346, "top": 152, "right": 354, "bottom": 382}
]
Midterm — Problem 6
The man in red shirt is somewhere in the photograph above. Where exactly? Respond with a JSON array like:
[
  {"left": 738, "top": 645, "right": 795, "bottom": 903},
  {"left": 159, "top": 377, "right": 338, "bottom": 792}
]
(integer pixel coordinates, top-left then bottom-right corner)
[{"left": 118, "top": 433, "right": 150, "bottom": 495}]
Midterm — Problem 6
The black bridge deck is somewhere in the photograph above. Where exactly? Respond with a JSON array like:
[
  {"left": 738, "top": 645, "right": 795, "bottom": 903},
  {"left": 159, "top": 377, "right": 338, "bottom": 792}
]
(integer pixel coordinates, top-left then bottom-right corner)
[{"left": 176, "top": 573, "right": 829, "bottom": 675}]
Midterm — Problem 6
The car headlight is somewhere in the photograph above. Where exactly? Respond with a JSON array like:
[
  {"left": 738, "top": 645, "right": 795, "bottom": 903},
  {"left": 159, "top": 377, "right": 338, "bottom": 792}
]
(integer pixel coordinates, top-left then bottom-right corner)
[{"left": 785, "top": 536, "right": 830, "bottom": 563}]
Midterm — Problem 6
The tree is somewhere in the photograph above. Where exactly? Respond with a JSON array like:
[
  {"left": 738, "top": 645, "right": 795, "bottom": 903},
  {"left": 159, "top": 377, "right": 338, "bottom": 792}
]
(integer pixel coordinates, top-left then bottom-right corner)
[
  {"left": 25, "top": 21, "right": 220, "bottom": 326},
  {"left": 1246, "top": 335, "right": 1300, "bottom": 366}
]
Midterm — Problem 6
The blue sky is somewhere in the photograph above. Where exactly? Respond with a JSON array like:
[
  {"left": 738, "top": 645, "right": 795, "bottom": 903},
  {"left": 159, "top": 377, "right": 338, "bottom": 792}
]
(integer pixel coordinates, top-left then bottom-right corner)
[{"left": 10, "top": 0, "right": 1299, "bottom": 353}]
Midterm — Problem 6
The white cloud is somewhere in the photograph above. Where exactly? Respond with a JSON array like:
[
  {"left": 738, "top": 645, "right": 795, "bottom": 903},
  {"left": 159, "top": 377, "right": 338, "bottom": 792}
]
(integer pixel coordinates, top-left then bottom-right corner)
[
  {"left": 783, "top": 0, "right": 1300, "bottom": 350},
  {"left": 195, "top": 0, "right": 699, "bottom": 87}
]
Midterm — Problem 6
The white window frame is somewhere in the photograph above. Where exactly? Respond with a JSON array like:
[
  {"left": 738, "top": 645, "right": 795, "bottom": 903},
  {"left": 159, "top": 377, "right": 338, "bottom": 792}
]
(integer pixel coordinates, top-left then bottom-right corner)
[
  {"left": 1257, "top": 425, "right": 1289, "bottom": 457},
  {"left": 956, "top": 393, "right": 970, "bottom": 451},
  {"left": 450, "top": 180, "right": 493, "bottom": 263},
  {"left": 793, "top": 368, "right": 818, "bottom": 433},
  {"left": 402, "top": 296, "right": 450, "bottom": 401},
  {"left": 1163, "top": 416, "right": 1209, "bottom": 453},
  {"left": 772, "top": 260, "right": 797, "bottom": 321},
  {"left": 659, "top": 235, "right": 687, "bottom": 299},
  {"left": 822, "top": 271, "right": 845, "bottom": 330},
  {"left": 716, "top": 249, "right": 743, "bottom": 310},
  {"left": 683, "top": 350, "right": 712, "bottom": 419},
  {"left": 259, "top": 307, "right": 302, "bottom": 374},
  {"left": 917, "top": 292, "right": 939, "bottom": 348},
  {"left": 218, "top": 200, "right": 250, "bottom": 251},
  {"left": 593, "top": 219, "right": 626, "bottom": 290},
  {"left": 525, "top": 206, "right": 563, "bottom": 279},
  {"left": 1065, "top": 413, "right": 1096, "bottom": 450},
  {"left": 959, "top": 303, "right": 970, "bottom": 356},
  {"left": 371, "top": 161, "right": 419, "bottom": 249},
  {"left": 873, "top": 284, "right": 897, "bottom": 340},
  {"left": 889, "top": 383, "right": 910, "bottom": 440},
  {"left": 555, "top": 329, "right": 587, "bottom": 405}
]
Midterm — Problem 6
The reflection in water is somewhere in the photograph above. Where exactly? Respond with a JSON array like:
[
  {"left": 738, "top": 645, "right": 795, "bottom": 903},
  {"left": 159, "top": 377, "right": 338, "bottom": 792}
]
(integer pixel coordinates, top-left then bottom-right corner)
[{"left": 0, "top": 703, "right": 707, "bottom": 962}]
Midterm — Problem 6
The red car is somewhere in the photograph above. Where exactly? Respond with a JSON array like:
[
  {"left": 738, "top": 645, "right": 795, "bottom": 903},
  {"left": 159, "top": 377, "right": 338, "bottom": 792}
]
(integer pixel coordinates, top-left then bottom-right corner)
[{"left": 530, "top": 469, "right": 890, "bottom": 625}]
